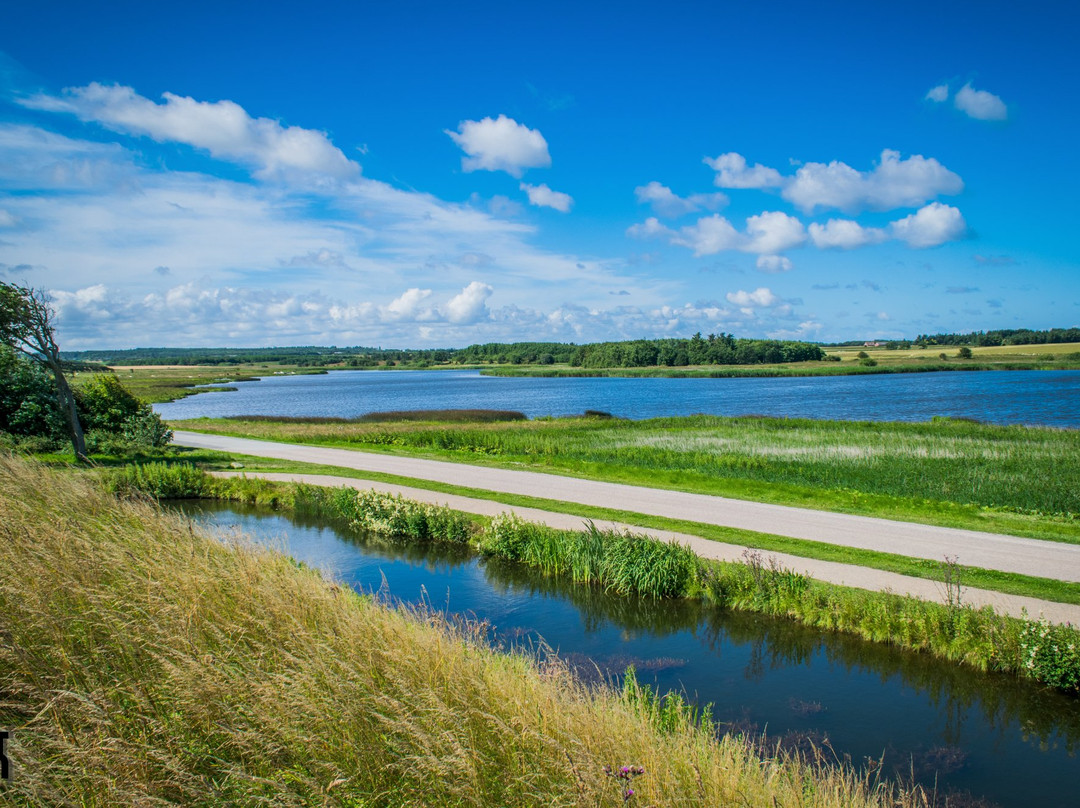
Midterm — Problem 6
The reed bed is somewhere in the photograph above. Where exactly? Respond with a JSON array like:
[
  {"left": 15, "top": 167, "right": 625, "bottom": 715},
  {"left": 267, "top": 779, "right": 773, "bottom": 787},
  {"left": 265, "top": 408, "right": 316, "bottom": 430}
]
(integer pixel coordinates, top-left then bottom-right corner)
[{"left": 1, "top": 455, "right": 932, "bottom": 807}]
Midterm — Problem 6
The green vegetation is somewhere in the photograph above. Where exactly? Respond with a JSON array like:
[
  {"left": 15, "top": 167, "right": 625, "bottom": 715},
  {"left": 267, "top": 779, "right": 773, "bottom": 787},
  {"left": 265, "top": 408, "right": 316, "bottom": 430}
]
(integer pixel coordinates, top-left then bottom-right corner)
[
  {"left": 172, "top": 413, "right": 1080, "bottom": 540},
  {"left": 914, "top": 326, "right": 1080, "bottom": 347},
  {"left": 3, "top": 455, "right": 931, "bottom": 807},
  {"left": 99, "top": 453, "right": 1080, "bottom": 605},
  {"left": 99, "top": 461, "right": 1080, "bottom": 693},
  {"left": 0, "top": 346, "right": 172, "bottom": 456}
]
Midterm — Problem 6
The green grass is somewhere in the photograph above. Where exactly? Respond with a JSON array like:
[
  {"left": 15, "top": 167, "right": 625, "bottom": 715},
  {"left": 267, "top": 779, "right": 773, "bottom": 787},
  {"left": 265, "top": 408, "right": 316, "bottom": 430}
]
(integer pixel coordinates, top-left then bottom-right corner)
[
  {"left": 121, "top": 447, "right": 1076, "bottom": 607},
  {"left": 170, "top": 413, "right": 1080, "bottom": 542},
  {"left": 2, "top": 454, "right": 930, "bottom": 807}
]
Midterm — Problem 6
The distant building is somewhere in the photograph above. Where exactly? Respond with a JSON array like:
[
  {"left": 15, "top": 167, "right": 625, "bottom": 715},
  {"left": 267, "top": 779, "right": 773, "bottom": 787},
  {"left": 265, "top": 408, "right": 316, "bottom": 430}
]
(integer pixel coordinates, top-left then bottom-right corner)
[{"left": 863, "top": 341, "right": 886, "bottom": 347}]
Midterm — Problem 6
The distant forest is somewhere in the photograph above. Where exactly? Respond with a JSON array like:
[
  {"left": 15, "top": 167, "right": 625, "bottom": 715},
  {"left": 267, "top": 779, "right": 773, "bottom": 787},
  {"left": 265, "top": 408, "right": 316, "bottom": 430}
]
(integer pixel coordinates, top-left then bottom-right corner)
[
  {"left": 913, "top": 327, "right": 1080, "bottom": 347},
  {"left": 64, "top": 326, "right": 1077, "bottom": 368},
  {"left": 65, "top": 333, "right": 825, "bottom": 368}
]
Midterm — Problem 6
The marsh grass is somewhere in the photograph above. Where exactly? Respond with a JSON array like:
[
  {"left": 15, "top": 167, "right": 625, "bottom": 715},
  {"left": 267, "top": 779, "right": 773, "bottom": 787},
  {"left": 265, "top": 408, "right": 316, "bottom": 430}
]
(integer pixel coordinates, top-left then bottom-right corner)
[
  {"left": 1, "top": 455, "right": 931, "bottom": 807},
  {"left": 231, "top": 409, "right": 527, "bottom": 423}
]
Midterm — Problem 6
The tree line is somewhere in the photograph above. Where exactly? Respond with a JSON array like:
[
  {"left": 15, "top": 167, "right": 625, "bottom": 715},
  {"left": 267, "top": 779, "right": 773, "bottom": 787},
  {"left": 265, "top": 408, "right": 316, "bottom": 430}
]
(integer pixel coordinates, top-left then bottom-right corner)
[
  {"left": 914, "top": 328, "right": 1080, "bottom": 347},
  {"left": 65, "top": 335, "right": 824, "bottom": 368}
]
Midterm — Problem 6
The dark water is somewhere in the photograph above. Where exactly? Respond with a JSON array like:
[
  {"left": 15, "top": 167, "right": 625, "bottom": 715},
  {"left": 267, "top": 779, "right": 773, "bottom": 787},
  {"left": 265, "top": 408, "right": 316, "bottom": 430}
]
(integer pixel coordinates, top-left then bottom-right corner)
[
  {"left": 155, "top": 369, "right": 1080, "bottom": 428},
  {"left": 174, "top": 500, "right": 1080, "bottom": 808}
]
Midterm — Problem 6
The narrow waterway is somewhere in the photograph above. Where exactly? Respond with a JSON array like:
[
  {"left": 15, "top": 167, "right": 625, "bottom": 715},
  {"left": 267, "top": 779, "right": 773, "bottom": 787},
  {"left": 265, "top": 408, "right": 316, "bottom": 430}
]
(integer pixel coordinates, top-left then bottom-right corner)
[{"left": 173, "top": 500, "right": 1080, "bottom": 808}]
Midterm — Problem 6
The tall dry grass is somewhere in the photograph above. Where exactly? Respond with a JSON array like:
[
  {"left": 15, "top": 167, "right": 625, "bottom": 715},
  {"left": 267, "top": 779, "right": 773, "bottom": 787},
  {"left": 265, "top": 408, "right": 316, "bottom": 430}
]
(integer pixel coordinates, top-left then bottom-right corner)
[{"left": 0, "top": 455, "right": 929, "bottom": 806}]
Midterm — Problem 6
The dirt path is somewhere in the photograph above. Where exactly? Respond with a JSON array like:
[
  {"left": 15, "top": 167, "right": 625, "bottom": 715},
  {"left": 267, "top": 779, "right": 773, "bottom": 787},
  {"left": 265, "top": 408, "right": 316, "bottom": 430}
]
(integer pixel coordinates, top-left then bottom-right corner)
[
  {"left": 209, "top": 470, "right": 1080, "bottom": 624},
  {"left": 174, "top": 430, "right": 1080, "bottom": 584}
]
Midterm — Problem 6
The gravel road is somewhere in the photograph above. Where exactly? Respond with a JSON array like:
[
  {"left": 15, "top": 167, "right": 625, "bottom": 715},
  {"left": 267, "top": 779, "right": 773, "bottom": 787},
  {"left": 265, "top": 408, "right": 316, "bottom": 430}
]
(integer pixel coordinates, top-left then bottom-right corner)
[{"left": 174, "top": 430, "right": 1080, "bottom": 585}]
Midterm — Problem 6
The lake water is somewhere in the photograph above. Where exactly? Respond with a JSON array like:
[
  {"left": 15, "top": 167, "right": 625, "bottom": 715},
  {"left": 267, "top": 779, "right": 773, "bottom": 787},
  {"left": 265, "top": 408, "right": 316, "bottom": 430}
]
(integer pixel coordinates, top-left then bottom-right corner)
[
  {"left": 155, "top": 369, "right": 1080, "bottom": 427},
  {"left": 174, "top": 500, "right": 1080, "bottom": 808}
]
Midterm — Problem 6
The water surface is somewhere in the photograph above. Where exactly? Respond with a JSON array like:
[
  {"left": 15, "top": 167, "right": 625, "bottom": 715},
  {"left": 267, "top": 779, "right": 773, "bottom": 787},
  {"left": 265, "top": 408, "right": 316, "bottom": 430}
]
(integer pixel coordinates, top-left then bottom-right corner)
[
  {"left": 174, "top": 500, "right": 1080, "bottom": 808},
  {"left": 156, "top": 368, "right": 1080, "bottom": 428}
]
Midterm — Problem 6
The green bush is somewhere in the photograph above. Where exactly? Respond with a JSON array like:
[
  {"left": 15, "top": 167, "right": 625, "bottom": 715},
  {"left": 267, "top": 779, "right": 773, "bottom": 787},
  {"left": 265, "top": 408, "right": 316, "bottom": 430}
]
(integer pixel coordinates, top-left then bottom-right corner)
[
  {"left": 103, "top": 462, "right": 210, "bottom": 499},
  {"left": 76, "top": 373, "right": 172, "bottom": 449}
]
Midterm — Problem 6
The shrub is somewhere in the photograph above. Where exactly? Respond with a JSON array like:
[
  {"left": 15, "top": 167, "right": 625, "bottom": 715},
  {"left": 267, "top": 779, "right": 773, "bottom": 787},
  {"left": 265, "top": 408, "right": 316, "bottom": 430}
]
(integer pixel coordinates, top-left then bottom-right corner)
[
  {"left": 76, "top": 373, "right": 172, "bottom": 448},
  {"left": 957, "top": 347, "right": 973, "bottom": 359}
]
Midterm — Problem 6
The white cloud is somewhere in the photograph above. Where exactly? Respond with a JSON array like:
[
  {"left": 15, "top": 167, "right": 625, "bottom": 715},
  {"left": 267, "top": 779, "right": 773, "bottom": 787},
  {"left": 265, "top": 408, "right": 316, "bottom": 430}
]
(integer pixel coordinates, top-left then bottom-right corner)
[
  {"left": 635, "top": 210, "right": 803, "bottom": 257},
  {"left": 442, "top": 281, "right": 493, "bottom": 323},
  {"left": 808, "top": 218, "right": 888, "bottom": 249},
  {"left": 726, "top": 287, "right": 780, "bottom": 307},
  {"left": 704, "top": 153, "right": 783, "bottom": 189},
  {"left": 671, "top": 214, "right": 743, "bottom": 256},
  {"left": 446, "top": 114, "right": 551, "bottom": 177},
  {"left": 743, "top": 211, "right": 806, "bottom": 254},
  {"left": 634, "top": 181, "right": 727, "bottom": 217},
  {"left": 0, "top": 209, "right": 16, "bottom": 227},
  {"left": 782, "top": 149, "right": 963, "bottom": 213},
  {"left": 954, "top": 82, "right": 1008, "bottom": 121},
  {"left": 382, "top": 288, "right": 435, "bottom": 321},
  {"left": 626, "top": 216, "right": 675, "bottom": 240},
  {"left": 756, "top": 255, "right": 793, "bottom": 273},
  {"left": 520, "top": 182, "right": 573, "bottom": 212},
  {"left": 925, "top": 84, "right": 950, "bottom": 103},
  {"left": 889, "top": 202, "right": 967, "bottom": 247},
  {"left": 21, "top": 83, "right": 360, "bottom": 182}
]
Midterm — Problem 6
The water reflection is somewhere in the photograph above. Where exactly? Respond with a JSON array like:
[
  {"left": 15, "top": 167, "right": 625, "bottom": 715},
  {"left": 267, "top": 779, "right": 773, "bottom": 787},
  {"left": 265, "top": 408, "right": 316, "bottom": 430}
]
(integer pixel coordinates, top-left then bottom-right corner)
[{"left": 174, "top": 500, "right": 1080, "bottom": 807}]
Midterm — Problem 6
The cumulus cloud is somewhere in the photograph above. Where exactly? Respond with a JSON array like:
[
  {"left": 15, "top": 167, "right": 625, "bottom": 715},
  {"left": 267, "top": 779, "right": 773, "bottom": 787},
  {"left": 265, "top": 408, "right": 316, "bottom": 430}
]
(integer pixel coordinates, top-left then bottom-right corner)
[
  {"left": 954, "top": 82, "right": 1008, "bottom": 121},
  {"left": 670, "top": 214, "right": 743, "bottom": 256},
  {"left": 520, "top": 182, "right": 573, "bottom": 212},
  {"left": 382, "top": 288, "right": 435, "bottom": 321},
  {"left": 782, "top": 149, "right": 963, "bottom": 214},
  {"left": 442, "top": 281, "right": 493, "bottom": 323},
  {"left": 756, "top": 255, "right": 792, "bottom": 273},
  {"left": 20, "top": 82, "right": 360, "bottom": 182},
  {"left": 633, "top": 211, "right": 803, "bottom": 257},
  {"left": 925, "top": 84, "right": 950, "bottom": 103},
  {"left": 446, "top": 114, "right": 551, "bottom": 177},
  {"left": 704, "top": 153, "right": 783, "bottom": 189},
  {"left": 889, "top": 202, "right": 967, "bottom": 247},
  {"left": 743, "top": 211, "right": 806, "bottom": 254},
  {"left": 634, "top": 181, "right": 727, "bottom": 218},
  {"left": 626, "top": 216, "right": 676, "bottom": 240},
  {"left": 726, "top": 287, "right": 780, "bottom": 307},
  {"left": 808, "top": 218, "right": 888, "bottom": 249}
]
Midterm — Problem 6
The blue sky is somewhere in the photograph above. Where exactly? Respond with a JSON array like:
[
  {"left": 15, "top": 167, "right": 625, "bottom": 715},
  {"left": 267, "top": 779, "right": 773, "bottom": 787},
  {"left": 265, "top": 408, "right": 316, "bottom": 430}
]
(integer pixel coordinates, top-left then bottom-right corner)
[{"left": 0, "top": 0, "right": 1077, "bottom": 349}]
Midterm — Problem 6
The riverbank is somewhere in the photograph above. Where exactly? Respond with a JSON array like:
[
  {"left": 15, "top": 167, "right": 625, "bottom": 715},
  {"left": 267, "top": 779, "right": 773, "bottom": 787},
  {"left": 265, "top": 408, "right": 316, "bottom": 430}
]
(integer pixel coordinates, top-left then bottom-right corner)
[
  {"left": 101, "top": 461, "right": 1080, "bottom": 693},
  {"left": 0, "top": 455, "right": 926, "bottom": 807}
]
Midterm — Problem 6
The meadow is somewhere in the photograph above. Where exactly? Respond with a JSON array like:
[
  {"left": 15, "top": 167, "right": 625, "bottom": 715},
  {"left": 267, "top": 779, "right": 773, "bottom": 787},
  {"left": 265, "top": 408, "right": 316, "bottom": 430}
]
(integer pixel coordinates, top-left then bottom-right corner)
[
  {"left": 2, "top": 455, "right": 935, "bottom": 807},
  {"left": 169, "top": 413, "right": 1080, "bottom": 541}
]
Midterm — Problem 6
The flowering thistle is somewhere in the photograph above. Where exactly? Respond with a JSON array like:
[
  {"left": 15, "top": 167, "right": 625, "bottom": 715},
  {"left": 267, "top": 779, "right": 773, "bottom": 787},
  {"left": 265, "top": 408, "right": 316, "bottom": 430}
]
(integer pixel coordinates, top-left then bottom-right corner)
[{"left": 604, "top": 764, "right": 646, "bottom": 802}]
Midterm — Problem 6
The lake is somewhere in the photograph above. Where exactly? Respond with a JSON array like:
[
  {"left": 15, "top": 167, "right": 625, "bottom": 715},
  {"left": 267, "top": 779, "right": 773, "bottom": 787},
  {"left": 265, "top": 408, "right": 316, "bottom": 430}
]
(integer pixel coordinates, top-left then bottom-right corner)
[
  {"left": 156, "top": 368, "right": 1080, "bottom": 427},
  {"left": 174, "top": 500, "right": 1080, "bottom": 808}
]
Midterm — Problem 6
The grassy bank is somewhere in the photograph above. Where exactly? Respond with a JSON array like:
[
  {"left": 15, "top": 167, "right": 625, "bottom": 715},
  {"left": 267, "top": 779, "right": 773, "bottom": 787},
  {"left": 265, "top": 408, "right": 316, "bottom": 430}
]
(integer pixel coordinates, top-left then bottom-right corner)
[
  {"left": 103, "top": 462, "right": 1080, "bottom": 694},
  {"left": 110, "top": 363, "right": 326, "bottom": 403},
  {"left": 1, "top": 455, "right": 932, "bottom": 807},
  {"left": 171, "top": 413, "right": 1080, "bottom": 541}
]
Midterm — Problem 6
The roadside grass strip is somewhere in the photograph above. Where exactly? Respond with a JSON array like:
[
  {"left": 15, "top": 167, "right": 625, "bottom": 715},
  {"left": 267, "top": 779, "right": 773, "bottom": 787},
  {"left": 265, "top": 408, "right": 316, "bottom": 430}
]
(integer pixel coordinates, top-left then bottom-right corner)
[
  {"left": 101, "top": 461, "right": 1080, "bottom": 694},
  {"left": 159, "top": 450, "right": 1080, "bottom": 608},
  {"left": 167, "top": 416, "right": 1080, "bottom": 544}
]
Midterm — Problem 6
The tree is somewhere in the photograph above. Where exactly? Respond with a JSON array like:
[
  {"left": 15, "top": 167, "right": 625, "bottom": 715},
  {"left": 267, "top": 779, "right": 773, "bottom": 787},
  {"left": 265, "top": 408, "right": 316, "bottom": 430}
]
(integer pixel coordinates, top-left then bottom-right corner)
[{"left": 0, "top": 283, "right": 87, "bottom": 460}]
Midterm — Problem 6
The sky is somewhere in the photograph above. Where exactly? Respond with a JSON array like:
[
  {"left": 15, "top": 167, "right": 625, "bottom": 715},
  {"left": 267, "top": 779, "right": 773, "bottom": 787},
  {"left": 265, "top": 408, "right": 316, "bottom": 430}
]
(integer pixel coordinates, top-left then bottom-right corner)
[{"left": 0, "top": 0, "right": 1077, "bottom": 349}]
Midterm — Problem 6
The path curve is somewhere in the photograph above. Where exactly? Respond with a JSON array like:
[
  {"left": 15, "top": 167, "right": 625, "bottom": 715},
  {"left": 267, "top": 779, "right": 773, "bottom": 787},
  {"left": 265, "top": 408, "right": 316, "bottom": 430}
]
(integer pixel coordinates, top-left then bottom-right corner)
[
  {"left": 174, "top": 431, "right": 1080, "bottom": 584},
  {"left": 210, "top": 470, "right": 1080, "bottom": 624}
]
